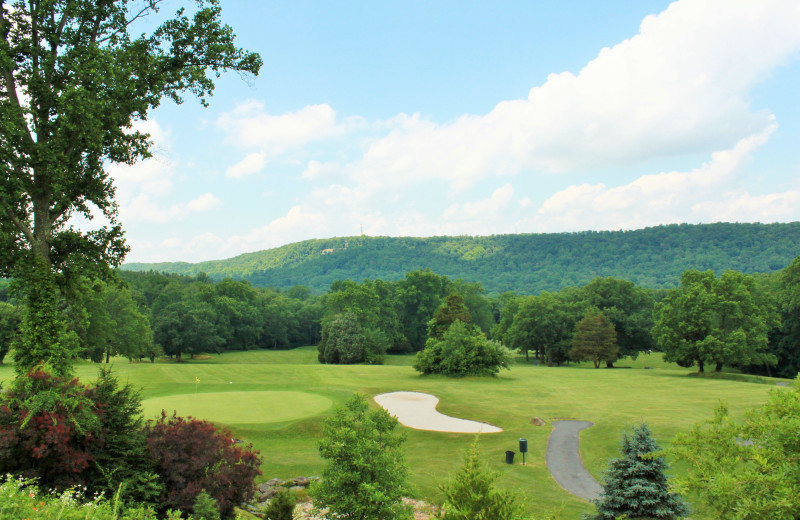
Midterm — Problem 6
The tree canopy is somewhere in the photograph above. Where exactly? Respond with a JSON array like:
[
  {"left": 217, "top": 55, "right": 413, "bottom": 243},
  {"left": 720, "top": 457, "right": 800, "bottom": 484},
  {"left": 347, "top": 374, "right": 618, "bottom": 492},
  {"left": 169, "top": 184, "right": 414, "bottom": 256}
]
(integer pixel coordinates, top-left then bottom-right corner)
[{"left": 0, "top": 0, "right": 261, "bottom": 375}]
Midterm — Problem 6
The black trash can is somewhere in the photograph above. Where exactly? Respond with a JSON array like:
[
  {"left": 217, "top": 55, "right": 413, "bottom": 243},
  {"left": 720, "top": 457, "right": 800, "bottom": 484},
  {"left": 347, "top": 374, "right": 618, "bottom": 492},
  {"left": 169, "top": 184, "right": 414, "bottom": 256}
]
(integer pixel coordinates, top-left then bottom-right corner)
[{"left": 505, "top": 450, "right": 515, "bottom": 464}]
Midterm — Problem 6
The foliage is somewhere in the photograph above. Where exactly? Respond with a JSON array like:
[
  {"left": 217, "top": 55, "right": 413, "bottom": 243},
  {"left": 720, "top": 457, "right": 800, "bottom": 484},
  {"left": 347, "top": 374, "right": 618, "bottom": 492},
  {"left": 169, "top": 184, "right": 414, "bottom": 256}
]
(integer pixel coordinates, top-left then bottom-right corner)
[
  {"left": 653, "top": 270, "right": 777, "bottom": 372},
  {"left": 0, "top": 0, "right": 261, "bottom": 373},
  {"left": 192, "top": 491, "right": 221, "bottom": 520},
  {"left": 0, "top": 476, "right": 167, "bottom": 519},
  {"left": 121, "top": 223, "right": 800, "bottom": 294},
  {"left": 264, "top": 487, "right": 297, "bottom": 520},
  {"left": 311, "top": 394, "right": 412, "bottom": 520},
  {"left": 0, "top": 300, "right": 21, "bottom": 363},
  {"left": 145, "top": 412, "right": 261, "bottom": 518},
  {"left": 414, "top": 320, "right": 513, "bottom": 376},
  {"left": 428, "top": 294, "right": 472, "bottom": 340},
  {"left": 669, "top": 382, "right": 800, "bottom": 520},
  {"left": 585, "top": 424, "right": 687, "bottom": 520},
  {"left": 570, "top": 312, "right": 619, "bottom": 368},
  {"left": 318, "top": 311, "right": 386, "bottom": 364},
  {"left": 580, "top": 277, "right": 654, "bottom": 365},
  {"left": 436, "top": 437, "right": 523, "bottom": 520},
  {"left": 503, "top": 290, "right": 587, "bottom": 365},
  {"left": 0, "top": 369, "right": 157, "bottom": 503}
]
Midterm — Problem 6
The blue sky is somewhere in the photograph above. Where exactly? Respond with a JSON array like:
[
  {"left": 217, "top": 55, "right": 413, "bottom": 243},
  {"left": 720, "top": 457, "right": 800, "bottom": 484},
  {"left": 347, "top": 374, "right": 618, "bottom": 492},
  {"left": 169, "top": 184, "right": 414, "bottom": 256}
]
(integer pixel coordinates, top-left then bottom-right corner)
[{"left": 110, "top": 0, "right": 800, "bottom": 263}]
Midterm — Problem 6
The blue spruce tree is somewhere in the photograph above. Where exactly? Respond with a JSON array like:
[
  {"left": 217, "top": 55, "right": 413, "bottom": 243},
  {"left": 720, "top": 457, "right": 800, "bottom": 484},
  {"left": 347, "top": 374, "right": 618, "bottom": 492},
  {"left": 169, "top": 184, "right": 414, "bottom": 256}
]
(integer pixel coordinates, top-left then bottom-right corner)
[{"left": 586, "top": 424, "right": 688, "bottom": 520}]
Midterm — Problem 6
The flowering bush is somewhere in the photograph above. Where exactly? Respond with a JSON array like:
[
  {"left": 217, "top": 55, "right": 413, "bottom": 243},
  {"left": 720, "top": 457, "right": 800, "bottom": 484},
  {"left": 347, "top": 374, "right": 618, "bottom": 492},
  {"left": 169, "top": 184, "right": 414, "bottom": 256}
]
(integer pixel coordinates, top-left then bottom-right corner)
[{"left": 0, "top": 475, "right": 168, "bottom": 519}]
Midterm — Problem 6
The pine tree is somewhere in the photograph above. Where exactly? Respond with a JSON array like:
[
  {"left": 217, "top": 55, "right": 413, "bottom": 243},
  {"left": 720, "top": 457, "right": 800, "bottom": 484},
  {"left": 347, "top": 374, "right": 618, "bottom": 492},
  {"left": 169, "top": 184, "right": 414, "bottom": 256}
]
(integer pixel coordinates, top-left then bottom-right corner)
[
  {"left": 437, "top": 438, "right": 523, "bottom": 520},
  {"left": 586, "top": 424, "right": 688, "bottom": 520}
]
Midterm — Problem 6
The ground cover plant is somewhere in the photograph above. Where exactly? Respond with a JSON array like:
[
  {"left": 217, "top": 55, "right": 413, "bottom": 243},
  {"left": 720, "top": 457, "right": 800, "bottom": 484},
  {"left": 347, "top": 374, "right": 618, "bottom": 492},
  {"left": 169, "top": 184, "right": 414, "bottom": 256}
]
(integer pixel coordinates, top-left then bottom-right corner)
[{"left": 0, "top": 348, "right": 780, "bottom": 519}]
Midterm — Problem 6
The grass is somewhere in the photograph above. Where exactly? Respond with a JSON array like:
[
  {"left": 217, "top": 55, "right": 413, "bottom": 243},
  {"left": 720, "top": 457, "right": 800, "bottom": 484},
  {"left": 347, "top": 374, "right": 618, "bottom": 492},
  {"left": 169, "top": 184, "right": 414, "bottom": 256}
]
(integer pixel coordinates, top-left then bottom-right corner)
[{"left": 0, "top": 348, "right": 785, "bottom": 519}]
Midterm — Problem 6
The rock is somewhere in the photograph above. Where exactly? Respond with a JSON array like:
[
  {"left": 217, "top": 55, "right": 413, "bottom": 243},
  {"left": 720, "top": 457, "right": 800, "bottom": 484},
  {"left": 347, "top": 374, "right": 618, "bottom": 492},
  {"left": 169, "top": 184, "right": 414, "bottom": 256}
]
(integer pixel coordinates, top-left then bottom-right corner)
[
  {"left": 294, "top": 477, "right": 312, "bottom": 487},
  {"left": 266, "top": 477, "right": 282, "bottom": 486},
  {"left": 531, "top": 417, "right": 546, "bottom": 426},
  {"left": 290, "top": 485, "right": 305, "bottom": 493},
  {"left": 259, "top": 487, "right": 281, "bottom": 500}
]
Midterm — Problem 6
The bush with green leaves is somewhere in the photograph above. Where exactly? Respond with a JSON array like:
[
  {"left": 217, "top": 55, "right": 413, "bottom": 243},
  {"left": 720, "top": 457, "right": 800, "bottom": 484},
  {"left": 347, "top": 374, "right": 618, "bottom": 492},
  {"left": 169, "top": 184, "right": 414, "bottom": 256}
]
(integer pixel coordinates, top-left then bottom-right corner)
[
  {"left": 414, "top": 320, "right": 513, "bottom": 376},
  {"left": 311, "top": 393, "right": 411, "bottom": 520},
  {"left": 0, "top": 368, "right": 160, "bottom": 504},
  {"left": 586, "top": 423, "right": 687, "bottom": 520},
  {"left": 436, "top": 438, "right": 523, "bottom": 520},
  {"left": 669, "top": 381, "right": 800, "bottom": 519},
  {"left": 264, "top": 487, "right": 296, "bottom": 520},
  {"left": 317, "top": 311, "right": 386, "bottom": 364}
]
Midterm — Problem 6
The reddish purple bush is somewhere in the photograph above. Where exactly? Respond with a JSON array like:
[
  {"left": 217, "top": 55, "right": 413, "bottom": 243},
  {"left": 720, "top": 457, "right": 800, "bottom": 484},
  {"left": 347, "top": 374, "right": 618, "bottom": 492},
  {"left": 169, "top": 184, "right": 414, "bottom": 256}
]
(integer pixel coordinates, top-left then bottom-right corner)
[{"left": 146, "top": 412, "right": 262, "bottom": 518}]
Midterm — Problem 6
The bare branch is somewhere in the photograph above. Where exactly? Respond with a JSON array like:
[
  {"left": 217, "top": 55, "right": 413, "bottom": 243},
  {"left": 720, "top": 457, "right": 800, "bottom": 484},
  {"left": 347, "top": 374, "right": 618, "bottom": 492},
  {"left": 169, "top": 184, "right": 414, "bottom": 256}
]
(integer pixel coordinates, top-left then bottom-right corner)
[{"left": 96, "top": 0, "right": 165, "bottom": 44}]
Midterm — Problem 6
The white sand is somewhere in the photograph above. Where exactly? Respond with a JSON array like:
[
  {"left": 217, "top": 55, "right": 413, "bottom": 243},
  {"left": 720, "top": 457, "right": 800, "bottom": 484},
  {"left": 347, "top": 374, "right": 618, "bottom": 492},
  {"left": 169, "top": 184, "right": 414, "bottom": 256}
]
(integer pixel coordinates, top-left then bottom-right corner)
[{"left": 374, "top": 391, "right": 502, "bottom": 433}]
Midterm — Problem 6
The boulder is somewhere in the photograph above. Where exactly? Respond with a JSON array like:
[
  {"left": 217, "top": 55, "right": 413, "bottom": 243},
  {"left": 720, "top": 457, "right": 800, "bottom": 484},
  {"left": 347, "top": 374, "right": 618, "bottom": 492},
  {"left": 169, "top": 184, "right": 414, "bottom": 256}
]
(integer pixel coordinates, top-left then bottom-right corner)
[{"left": 530, "top": 417, "right": 546, "bottom": 426}]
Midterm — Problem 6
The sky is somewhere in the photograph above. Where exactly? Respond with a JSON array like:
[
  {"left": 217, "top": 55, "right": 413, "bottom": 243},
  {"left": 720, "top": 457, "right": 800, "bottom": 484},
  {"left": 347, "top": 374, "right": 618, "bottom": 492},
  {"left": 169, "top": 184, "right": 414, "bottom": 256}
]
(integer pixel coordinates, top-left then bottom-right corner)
[{"left": 108, "top": 0, "right": 800, "bottom": 263}]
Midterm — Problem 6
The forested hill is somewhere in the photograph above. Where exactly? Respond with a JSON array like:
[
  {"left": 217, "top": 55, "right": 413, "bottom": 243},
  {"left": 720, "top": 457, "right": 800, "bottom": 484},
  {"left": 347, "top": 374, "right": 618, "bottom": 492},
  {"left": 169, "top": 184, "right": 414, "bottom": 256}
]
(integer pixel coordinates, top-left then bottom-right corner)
[{"left": 121, "top": 222, "right": 800, "bottom": 294}]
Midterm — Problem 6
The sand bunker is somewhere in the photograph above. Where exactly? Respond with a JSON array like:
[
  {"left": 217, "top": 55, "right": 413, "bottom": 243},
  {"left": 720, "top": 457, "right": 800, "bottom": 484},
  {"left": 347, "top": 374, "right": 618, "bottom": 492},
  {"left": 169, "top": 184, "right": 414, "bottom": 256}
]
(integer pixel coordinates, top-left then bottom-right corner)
[{"left": 374, "top": 391, "right": 502, "bottom": 433}]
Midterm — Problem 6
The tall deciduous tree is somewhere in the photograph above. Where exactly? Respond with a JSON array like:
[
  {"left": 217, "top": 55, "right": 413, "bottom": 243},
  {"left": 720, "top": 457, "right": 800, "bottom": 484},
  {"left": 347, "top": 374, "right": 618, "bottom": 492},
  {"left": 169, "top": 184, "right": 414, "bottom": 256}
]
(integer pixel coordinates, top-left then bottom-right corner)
[
  {"left": 652, "top": 270, "right": 776, "bottom": 373},
  {"left": 0, "top": 0, "right": 261, "bottom": 375}
]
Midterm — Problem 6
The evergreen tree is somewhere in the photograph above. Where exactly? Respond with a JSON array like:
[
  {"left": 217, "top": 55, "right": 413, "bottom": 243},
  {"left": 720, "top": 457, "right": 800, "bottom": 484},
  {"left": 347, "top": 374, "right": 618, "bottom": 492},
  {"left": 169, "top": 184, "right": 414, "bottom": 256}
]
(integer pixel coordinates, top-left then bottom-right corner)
[
  {"left": 586, "top": 424, "right": 687, "bottom": 520},
  {"left": 437, "top": 437, "right": 523, "bottom": 520}
]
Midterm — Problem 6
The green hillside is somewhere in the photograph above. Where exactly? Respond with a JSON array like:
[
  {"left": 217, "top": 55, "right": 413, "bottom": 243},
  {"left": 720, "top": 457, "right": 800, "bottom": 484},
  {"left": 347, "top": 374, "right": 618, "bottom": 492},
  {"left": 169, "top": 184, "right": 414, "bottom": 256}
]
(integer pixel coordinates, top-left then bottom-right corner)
[{"left": 121, "top": 222, "right": 800, "bottom": 293}]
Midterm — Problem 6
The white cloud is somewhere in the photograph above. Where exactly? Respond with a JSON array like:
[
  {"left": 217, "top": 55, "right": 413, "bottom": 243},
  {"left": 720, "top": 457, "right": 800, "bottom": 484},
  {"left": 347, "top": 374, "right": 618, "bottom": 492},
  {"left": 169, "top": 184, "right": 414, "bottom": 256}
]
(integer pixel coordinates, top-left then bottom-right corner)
[
  {"left": 217, "top": 102, "right": 359, "bottom": 153},
  {"left": 334, "top": 0, "right": 800, "bottom": 188},
  {"left": 225, "top": 151, "right": 267, "bottom": 178},
  {"left": 121, "top": 192, "right": 221, "bottom": 223},
  {"left": 527, "top": 124, "right": 796, "bottom": 231}
]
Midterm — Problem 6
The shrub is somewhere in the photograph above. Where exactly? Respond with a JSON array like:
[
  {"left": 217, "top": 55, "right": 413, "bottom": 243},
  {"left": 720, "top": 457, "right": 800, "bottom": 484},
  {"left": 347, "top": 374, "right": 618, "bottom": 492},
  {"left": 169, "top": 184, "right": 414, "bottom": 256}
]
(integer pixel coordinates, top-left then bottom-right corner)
[
  {"left": 145, "top": 412, "right": 262, "bottom": 518},
  {"left": 414, "top": 321, "right": 514, "bottom": 376},
  {"left": 318, "top": 311, "right": 386, "bottom": 364},
  {"left": 0, "top": 368, "right": 158, "bottom": 503},
  {"left": 264, "top": 487, "right": 296, "bottom": 520}
]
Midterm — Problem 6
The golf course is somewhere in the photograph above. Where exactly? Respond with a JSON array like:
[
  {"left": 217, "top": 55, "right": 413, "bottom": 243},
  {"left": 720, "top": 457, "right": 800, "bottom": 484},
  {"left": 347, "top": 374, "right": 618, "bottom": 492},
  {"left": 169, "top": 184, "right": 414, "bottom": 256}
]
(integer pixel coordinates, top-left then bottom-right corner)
[{"left": 1, "top": 347, "right": 784, "bottom": 519}]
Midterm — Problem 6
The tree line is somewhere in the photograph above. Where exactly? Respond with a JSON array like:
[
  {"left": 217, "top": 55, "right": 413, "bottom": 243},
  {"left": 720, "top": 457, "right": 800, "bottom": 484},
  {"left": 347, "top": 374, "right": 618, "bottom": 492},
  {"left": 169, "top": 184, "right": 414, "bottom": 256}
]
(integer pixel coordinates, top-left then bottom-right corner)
[{"left": 2, "top": 253, "right": 800, "bottom": 379}]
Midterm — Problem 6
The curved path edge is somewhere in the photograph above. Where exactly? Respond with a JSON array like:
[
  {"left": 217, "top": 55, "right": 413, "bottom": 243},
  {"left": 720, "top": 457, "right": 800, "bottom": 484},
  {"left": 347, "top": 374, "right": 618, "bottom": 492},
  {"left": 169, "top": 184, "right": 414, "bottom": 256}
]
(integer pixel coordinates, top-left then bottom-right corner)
[{"left": 546, "top": 420, "right": 604, "bottom": 502}]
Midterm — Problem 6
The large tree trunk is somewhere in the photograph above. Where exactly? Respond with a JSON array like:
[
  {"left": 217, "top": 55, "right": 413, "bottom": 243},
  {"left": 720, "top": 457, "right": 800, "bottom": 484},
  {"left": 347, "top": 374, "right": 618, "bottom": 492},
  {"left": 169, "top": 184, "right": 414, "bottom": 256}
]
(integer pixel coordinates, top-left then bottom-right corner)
[
  {"left": 698, "top": 360, "right": 705, "bottom": 373},
  {"left": 715, "top": 362, "right": 723, "bottom": 372}
]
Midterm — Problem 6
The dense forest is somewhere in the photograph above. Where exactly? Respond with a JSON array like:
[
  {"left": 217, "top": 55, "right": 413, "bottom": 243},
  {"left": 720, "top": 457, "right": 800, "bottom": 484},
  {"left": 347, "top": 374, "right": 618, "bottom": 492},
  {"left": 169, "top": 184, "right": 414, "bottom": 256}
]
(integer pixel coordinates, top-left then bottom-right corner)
[{"left": 122, "top": 222, "right": 800, "bottom": 294}]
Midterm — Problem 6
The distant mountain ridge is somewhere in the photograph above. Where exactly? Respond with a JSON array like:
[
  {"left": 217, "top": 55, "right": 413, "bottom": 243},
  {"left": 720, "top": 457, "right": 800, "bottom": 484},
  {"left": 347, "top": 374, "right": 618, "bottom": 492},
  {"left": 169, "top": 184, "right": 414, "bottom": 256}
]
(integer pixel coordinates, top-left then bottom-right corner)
[{"left": 121, "top": 222, "right": 800, "bottom": 294}]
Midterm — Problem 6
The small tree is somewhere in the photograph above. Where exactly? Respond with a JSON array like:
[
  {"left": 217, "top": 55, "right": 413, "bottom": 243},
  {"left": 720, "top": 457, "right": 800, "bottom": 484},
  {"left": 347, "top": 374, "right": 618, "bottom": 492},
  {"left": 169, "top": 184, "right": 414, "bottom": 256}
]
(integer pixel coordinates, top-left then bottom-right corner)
[
  {"left": 586, "top": 424, "right": 687, "bottom": 520},
  {"left": 311, "top": 394, "right": 412, "bottom": 520},
  {"left": 414, "top": 320, "right": 513, "bottom": 377},
  {"left": 570, "top": 312, "right": 619, "bottom": 368},
  {"left": 437, "top": 437, "right": 523, "bottom": 520}
]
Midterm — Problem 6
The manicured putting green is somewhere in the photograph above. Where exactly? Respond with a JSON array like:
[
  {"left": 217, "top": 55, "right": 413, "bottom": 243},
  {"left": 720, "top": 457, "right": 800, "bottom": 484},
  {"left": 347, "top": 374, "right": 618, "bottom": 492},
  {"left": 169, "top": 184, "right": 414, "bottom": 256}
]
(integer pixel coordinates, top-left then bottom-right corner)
[{"left": 142, "top": 391, "right": 332, "bottom": 424}]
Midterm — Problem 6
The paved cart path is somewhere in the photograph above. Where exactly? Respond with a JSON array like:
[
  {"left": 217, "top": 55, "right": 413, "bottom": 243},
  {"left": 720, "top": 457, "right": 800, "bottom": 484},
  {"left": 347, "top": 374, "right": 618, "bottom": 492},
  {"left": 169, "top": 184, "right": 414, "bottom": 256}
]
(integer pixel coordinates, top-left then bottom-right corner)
[{"left": 546, "top": 420, "right": 603, "bottom": 502}]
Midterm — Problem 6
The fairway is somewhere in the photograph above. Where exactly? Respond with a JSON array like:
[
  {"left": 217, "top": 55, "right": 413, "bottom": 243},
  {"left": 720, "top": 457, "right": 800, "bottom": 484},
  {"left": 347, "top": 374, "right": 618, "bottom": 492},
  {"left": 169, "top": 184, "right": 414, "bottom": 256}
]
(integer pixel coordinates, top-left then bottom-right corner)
[
  {"left": 0, "top": 347, "right": 787, "bottom": 520},
  {"left": 141, "top": 391, "right": 333, "bottom": 425}
]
